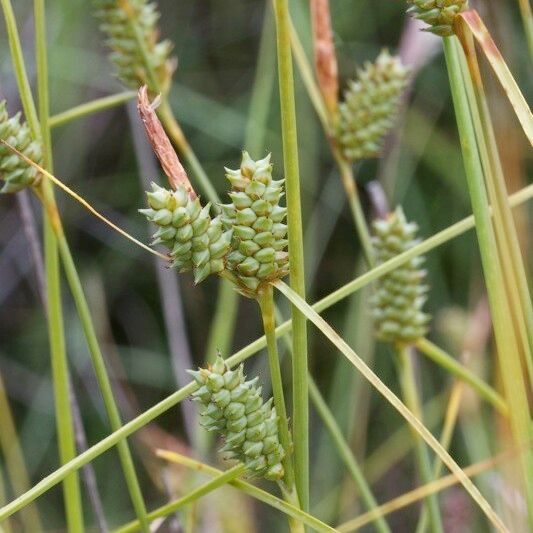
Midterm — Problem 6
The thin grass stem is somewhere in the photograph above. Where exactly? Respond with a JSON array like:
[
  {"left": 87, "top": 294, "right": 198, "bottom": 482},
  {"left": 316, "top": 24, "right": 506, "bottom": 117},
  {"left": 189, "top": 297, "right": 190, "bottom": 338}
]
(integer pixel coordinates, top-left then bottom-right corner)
[
  {"left": 272, "top": 0, "right": 310, "bottom": 510},
  {"left": 308, "top": 377, "right": 391, "bottom": 533},
  {"left": 443, "top": 35, "right": 533, "bottom": 522},
  {"left": 113, "top": 463, "right": 246, "bottom": 533},
  {"left": 415, "top": 338, "right": 507, "bottom": 414},
  {"left": 257, "top": 286, "right": 296, "bottom": 490},
  {"left": 396, "top": 345, "right": 443, "bottom": 533},
  {"left": 34, "top": 1, "right": 84, "bottom": 529},
  {"left": 49, "top": 91, "right": 136, "bottom": 129},
  {"left": 153, "top": 451, "right": 335, "bottom": 533},
  {"left": 0, "top": 373, "right": 42, "bottom": 531}
]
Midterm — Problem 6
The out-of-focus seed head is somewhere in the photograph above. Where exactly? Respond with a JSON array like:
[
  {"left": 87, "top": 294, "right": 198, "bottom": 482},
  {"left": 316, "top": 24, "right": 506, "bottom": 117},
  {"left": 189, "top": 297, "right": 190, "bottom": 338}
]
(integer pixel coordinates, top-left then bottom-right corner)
[
  {"left": 407, "top": 0, "right": 468, "bottom": 37},
  {"left": 0, "top": 101, "right": 42, "bottom": 194},
  {"left": 337, "top": 50, "right": 410, "bottom": 162},
  {"left": 370, "top": 207, "right": 431, "bottom": 344}
]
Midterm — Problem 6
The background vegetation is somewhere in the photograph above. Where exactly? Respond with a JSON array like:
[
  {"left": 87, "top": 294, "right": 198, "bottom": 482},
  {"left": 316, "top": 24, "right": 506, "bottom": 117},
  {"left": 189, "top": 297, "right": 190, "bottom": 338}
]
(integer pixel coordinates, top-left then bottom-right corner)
[{"left": 0, "top": 0, "right": 531, "bottom": 530}]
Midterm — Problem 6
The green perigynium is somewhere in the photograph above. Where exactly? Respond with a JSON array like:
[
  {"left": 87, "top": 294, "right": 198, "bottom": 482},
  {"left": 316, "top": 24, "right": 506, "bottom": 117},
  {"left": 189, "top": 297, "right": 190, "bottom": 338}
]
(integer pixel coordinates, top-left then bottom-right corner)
[
  {"left": 370, "top": 207, "right": 430, "bottom": 344},
  {"left": 407, "top": 0, "right": 468, "bottom": 37},
  {"left": 0, "top": 101, "right": 42, "bottom": 194},
  {"left": 337, "top": 50, "right": 410, "bottom": 162},
  {"left": 140, "top": 183, "right": 232, "bottom": 283},
  {"left": 221, "top": 152, "right": 289, "bottom": 296},
  {"left": 188, "top": 356, "right": 285, "bottom": 481},
  {"left": 95, "top": 0, "right": 174, "bottom": 92}
]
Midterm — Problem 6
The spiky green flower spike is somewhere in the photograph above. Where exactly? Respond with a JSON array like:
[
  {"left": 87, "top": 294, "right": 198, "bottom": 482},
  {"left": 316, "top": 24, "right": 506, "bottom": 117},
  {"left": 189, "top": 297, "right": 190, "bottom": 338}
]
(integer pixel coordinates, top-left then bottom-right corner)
[
  {"left": 337, "top": 50, "right": 410, "bottom": 162},
  {"left": 370, "top": 207, "right": 431, "bottom": 344},
  {"left": 188, "top": 356, "right": 285, "bottom": 481},
  {"left": 140, "top": 183, "right": 232, "bottom": 283},
  {"left": 407, "top": 0, "right": 468, "bottom": 37},
  {"left": 221, "top": 152, "right": 289, "bottom": 297},
  {"left": 95, "top": 0, "right": 175, "bottom": 92},
  {"left": 0, "top": 101, "right": 42, "bottom": 194}
]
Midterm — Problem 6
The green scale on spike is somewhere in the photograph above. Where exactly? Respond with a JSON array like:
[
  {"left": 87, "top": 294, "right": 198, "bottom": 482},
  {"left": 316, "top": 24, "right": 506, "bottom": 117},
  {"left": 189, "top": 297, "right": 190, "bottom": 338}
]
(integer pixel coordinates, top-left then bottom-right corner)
[
  {"left": 94, "top": 0, "right": 174, "bottom": 92},
  {"left": 407, "top": 0, "right": 468, "bottom": 37},
  {"left": 188, "top": 356, "right": 285, "bottom": 481},
  {"left": 370, "top": 207, "right": 431, "bottom": 344},
  {"left": 221, "top": 152, "right": 289, "bottom": 296},
  {"left": 0, "top": 101, "right": 42, "bottom": 194},
  {"left": 337, "top": 50, "right": 410, "bottom": 162},
  {"left": 140, "top": 183, "right": 232, "bottom": 283}
]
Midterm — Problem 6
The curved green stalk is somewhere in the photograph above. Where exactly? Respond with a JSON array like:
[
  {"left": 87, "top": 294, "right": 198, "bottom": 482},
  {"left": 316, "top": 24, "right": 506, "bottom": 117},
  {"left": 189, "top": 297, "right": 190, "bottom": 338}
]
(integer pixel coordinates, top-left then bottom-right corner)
[
  {"left": 396, "top": 345, "right": 443, "bottom": 533},
  {"left": 273, "top": 0, "right": 310, "bottom": 510},
  {"left": 0, "top": 374, "right": 42, "bottom": 531},
  {"left": 517, "top": 0, "right": 533, "bottom": 58},
  {"left": 49, "top": 91, "right": 136, "bottom": 129},
  {"left": 0, "top": 185, "right": 532, "bottom": 520},
  {"left": 415, "top": 338, "right": 506, "bottom": 414},
  {"left": 0, "top": 465, "right": 13, "bottom": 533},
  {"left": 35, "top": 1, "right": 84, "bottom": 530}
]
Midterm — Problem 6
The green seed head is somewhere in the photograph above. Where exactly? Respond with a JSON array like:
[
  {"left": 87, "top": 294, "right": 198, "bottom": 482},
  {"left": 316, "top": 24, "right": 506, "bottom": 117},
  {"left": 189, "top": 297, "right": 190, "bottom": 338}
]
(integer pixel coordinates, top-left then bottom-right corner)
[
  {"left": 370, "top": 207, "right": 431, "bottom": 344},
  {"left": 188, "top": 356, "right": 285, "bottom": 481},
  {"left": 140, "top": 182, "right": 232, "bottom": 281},
  {"left": 406, "top": 0, "right": 468, "bottom": 37},
  {"left": 337, "top": 50, "right": 410, "bottom": 162},
  {"left": 221, "top": 152, "right": 289, "bottom": 297},
  {"left": 0, "top": 101, "right": 42, "bottom": 194},
  {"left": 94, "top": 0, "right": 175, "bottom": 92}
]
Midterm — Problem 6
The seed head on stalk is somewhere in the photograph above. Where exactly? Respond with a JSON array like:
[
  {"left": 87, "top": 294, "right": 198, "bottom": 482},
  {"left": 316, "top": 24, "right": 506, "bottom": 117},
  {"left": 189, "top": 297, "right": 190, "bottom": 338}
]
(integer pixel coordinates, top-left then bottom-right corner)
[{"left": 406, "top": 0, "right": 469, "bottom": 37}]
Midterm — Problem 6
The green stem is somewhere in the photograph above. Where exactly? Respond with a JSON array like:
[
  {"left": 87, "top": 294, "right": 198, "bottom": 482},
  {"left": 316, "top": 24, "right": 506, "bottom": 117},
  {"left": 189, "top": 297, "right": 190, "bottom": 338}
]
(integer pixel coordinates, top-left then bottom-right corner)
[
  {"left": 396, "top": 345, "right": 443, "bottom": 533},
  {"left": 335, "top": 154, "right": 375, "bottom": 266},
  {"left": 415, "top": 338, "right": 507, "bottom": 415},
  {"left": 273, "top": 0, "right": 309, "bottom": 510},
  {"left": 113, "top": 463, "right": 246, "bottom": 533},
  {"left": 444, "top": 36, "right": 533, "bottom": 521},
  {"left": 257, "top": 286, "right": 296, "bottom": 490},
  {"left": 34, "top": 1, "right": 84, "bottom": 530},
  {"left": 0, "top": 186, "right": 532, "bottom": 519},
  {"left": 49, "top": 91, "right": 136, "bottom": 129},
  {"left": 308, "top": 378, "right": 391, "bottom": 533},
  {"left": 55, "top": 231, "right": 150, "bottom": 532},
  {"left": 455, "top": 30, "right": 533, "bottom": 389},
  {"left": 0, "top": 373, "right": 42, "bottom": 531},
  {"left": 0, "top": 465, "right": 12, "bottom": 533},
  {"left": 149, "top": 453, "right": 334, "bottom": 533}
]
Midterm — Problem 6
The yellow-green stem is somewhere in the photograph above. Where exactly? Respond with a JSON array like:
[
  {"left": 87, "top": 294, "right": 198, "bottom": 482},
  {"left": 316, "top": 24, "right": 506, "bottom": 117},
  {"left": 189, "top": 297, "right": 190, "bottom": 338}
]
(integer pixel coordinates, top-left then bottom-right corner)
[
  {"left": 396, "top": 345, "right": 443, "bottom": 533},
  {"left": 0, "top": 373, "right": 42, "bottom": 531},
  {"left": 34, "top": 0, "right": 84, "bottom": 529},
  {"left": 415, "top": 338, "right": 507, "bottom": 415},
  {"left": 308, "top": 378, "right": 391, "bottom": 533},
  {"left": 444, "top": 36, "right": 533, "bottom": 523},
  {"left": 272, "top": 0, "right": 309, "bottom": 510},
  {"left": 258, "top": 285, "right": 296, "bottom": 491},
  {"left": 55, "top": 230, "right": 150, "bottom": 532},
  {"left": 49, "top": 91, "right": 136, "bottom": 129}
]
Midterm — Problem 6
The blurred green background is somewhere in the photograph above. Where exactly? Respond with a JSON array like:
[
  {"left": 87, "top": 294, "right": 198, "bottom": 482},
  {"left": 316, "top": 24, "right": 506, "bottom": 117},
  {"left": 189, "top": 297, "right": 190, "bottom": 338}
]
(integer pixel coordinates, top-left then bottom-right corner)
[{"left": 0, "top": 0, "right": 531, "bottom": 530}]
